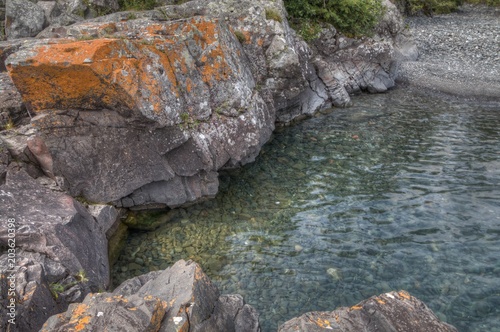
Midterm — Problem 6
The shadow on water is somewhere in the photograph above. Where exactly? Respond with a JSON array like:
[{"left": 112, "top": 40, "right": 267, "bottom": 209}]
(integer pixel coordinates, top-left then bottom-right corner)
[{"left": 113, "top": 88, "right": 500, "bottom": 332}]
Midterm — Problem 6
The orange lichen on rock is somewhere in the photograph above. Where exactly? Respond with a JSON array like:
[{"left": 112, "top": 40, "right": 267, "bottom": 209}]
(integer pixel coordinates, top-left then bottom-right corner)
[
  {"left": 150, "top": 299, "right": 168, "bottom": 330},
  {"left": 398, "top": 290, "right": 411, "bottom": 300},
  {"left": 7, "top": 39, "right": 139, "bottom": 112},
  {"left": 74, "top": 315, "right": 92, "bottom": 331},
  {"left": 350, "top": 305, "right": 363, "bottom": 311},
  {"left": 70, "top": 303, "right": 90, "bottom": 320},
  {"left": 315, "top": 318, "right": 333, "bottom": 328},
  {"left": 189, "top": 18, "right": 233, "bottom": 85}
]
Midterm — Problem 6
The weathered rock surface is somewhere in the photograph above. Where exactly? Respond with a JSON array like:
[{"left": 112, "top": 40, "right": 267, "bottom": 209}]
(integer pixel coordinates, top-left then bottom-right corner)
[
  {"left": 6, "top": 16, "right": 274, "bottom": 208},
  {"left": 5, "top": 0, "right": 47, "bottom": 39},
  {"left": 310, "top": 0, "right": 417, "bottom": 107},
  {"left": 0, "top": 72, "right": 26, "bottom": 128},
  {"left": 2, "top": 0, "right": 413, "bottom": 209},
  {"left": 278, "top": 290, "right": 458, "bottom": 332},
  {"left": 0, "top": 167, "right": 109, "bottom": 331},
  {"left": 41, "top": 259, "right": 260, "bottom": 332}
]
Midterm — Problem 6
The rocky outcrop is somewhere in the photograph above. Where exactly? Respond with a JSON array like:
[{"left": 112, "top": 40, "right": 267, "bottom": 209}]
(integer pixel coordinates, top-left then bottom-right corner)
[
  {"left": 41, "top": 259, "right": 260, "bottom": 331},
  {"left": 0, "top": 166, "right": 112, "bottom": 331},
  {"left": 310, "top": 0, "right": 417, "bottom": 107},
  {"left": 0, "top": 72, "right": 26, "bottom": 128},
  {"left": 6, "top": 16, "right": 274, "bottom": 208},
  {"left": 5, "top": 0, "right": 47, "bottom": 39},
  {"left": 278, "top": 290, "right": 458, "bottom": 332},
  {"left": 2, "top": 0, "right": 415, "bottom": 209}
]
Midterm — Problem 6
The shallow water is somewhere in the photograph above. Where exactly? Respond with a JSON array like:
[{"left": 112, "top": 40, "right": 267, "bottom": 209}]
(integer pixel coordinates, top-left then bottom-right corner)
[{"left": 113, "top": 89, "right": 500, "bottom": 332}]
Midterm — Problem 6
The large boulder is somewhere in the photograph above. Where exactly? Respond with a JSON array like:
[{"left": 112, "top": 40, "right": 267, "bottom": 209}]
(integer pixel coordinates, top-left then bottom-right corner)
[
  {"left": 5, "top": 0, "right": 47, "bottom": 39},
  {"left": 278, "top": 290, "right": 458, "bottom": 332},
  {"left": 6, "top": 16, "right": 274, "bottom": 208},
  {"left": 41, "top": 259, "right": 260, "bottom": 331},
  {"left": 0, "top": 167, "right": 109, "bottom": 331}
]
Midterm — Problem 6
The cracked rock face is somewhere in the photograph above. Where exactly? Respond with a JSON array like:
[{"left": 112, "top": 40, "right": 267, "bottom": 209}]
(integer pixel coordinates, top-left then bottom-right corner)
[
  {"left": 278, "top": 291, "right": 458, "bottom": 332},
  {"left": 0, "top": 168, "right": 109, "bottom": 331},
  {"left": 41, "top": 260, "right": 260, "bottom": 332},
  {"left": 6, "top": 16, "right": 274, "bottom": 208},
  {"left": 310, "top": 0, "right": 416, "bottom": 107}
]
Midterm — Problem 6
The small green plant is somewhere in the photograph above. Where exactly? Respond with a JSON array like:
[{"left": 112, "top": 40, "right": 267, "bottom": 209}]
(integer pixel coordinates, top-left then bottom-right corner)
[
  {"left": 290, "top": 19, "right": 322, "bottom": 41},
  {"left": 265, "top": 8, "right": 283, "bottom": 23},
  {"left": 49, "top": 282, "right": 65, "bottom": 300},
  {"left": 127, "top": 12, "right": 138, "bottom": 20},
  {"left": 3, "top": 117, "right": 15, "bottom": 130},
  {"left": 234, "top": 30, "right": 247, "bottom": 44},
  {"left": 119, "top": 0, "right": 157, "bottom": 11},
  {"left": 49, "top": 270, "right": 89, "bottom": 300},
  {"left": 390, "top": 0, "right": 500, "bottom": 16},
  {"left": 75, "top": 270, "right": 89, "bottom": 283},
  {"left": 180, "top": 112, "right": 190, "bottom": 122}
]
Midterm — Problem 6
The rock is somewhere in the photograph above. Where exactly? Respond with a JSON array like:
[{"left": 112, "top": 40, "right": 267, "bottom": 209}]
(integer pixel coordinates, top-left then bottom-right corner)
[
  {"left": 5, "top": 0, "right": 47, "bottom": 39},
  {"left": 41, "top": 260, "right": 261, "bottom": 332},
  {"left": 86, "top": 204, "right": 121, "bottom": 237},
  {"left": 309, "top": 0, "right": 415, "bottom": 106},
  {"left": 6, "top": 16, "right": 274, "bottom": 208},
  {"left": 0, "top": 72, "right": 27, "bottom": 128},
  {"left": 0, "top": 140, "right": 9, "bottom": 183},
  {"left": 0, "top": 252, "right": 63, "bottom": 332},
  {"left": 4, "top": 0, "right": 412, "bottom": 210},
  {"left": 0, "top": 167, "right": 109, "bottom": 331},
  {"left": 0, "top": 39, "right": 23, "bottom": 71},
  {"left": 278, "top": 290, "right": 458, "bottom": 332}
]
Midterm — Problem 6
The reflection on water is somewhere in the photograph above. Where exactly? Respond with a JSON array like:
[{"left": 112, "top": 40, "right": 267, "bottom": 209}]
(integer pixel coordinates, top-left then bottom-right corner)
[{"left": 113, "top": 89, "right": 500, "bottom": 332}]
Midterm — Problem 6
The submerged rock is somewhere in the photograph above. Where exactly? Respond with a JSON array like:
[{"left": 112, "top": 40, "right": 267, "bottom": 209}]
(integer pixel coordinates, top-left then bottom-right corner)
[
  {"left": 278, "top": 290, "right": 458, "bottom": 332},
  {"left": 41, "top": 259, "right": 260, "bottom": 332}
]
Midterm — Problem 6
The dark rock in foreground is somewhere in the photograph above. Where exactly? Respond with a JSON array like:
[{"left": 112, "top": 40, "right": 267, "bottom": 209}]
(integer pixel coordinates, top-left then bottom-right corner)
[
  {"left": 278, "top": 290, "right": 458, "bottom": 332},
  {"left": 41, "top": 259, "right": 260, "bottom": 332},
  {"left": 0, "top": 168, "right": 110, "bottom": 331}
]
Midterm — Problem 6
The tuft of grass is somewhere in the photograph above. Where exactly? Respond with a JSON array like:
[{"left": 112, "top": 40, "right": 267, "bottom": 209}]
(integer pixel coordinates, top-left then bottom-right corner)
[
  {"left": 49, "top": 282, "right": 65, "bottom": 300},
  {"left": 289, "top": 19, "right": 322, "bottom": 41},
  {"left": 119, "top": 0, "right": 157, "bottom": 11},
  {"left": 180, "top": 112, "right": 190, "bottom": 122},
  {"left": 3, "top": 117, "right": 15, "bottom": 130},
  {"left": 234, "top": 30, "right": 247, "bottom": 44},
  {"left": 75, "top": 270, "right": 89, "bottom": 283},
  {"left": 265, "top": 8, "right": 283, "bottom": 23}
]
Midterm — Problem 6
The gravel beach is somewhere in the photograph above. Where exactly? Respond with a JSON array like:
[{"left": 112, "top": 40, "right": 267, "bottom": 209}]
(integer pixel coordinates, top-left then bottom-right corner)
[{"left": 398, "top": 4, "right": 500, "bottom": 100}]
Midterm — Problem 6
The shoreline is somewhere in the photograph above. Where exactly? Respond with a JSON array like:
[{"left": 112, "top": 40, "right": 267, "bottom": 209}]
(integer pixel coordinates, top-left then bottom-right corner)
[{"left": 398, "top": 4, "right": 500, "bottom": 101}]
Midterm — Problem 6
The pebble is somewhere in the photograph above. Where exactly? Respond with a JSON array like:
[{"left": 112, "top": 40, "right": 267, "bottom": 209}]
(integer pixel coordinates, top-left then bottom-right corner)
[{"left": 401, "top": 4, "right": 500, "bottom": 98}]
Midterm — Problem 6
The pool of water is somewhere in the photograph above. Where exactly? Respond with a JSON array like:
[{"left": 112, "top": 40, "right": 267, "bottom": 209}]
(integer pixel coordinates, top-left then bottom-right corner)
[{"left": 112, "top": 88, "right": 500, "bottom": 332}]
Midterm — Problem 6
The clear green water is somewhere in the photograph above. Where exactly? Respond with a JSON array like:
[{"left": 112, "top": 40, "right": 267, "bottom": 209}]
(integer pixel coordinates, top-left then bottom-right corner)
[{"left": 113, "top": 89, "right": 500, "bottom": 332}]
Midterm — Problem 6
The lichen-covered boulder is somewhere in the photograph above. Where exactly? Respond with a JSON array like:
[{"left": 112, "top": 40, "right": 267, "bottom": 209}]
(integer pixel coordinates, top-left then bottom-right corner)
[
  {"left": 278, "top": 290, "right": 458, "bottom": 332},
  {"left": 41, "top": 260, "right": 260, "bottom": 332},
  {"left": 6, "top": 16, "right": 274, "bottom": 208}
]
